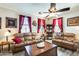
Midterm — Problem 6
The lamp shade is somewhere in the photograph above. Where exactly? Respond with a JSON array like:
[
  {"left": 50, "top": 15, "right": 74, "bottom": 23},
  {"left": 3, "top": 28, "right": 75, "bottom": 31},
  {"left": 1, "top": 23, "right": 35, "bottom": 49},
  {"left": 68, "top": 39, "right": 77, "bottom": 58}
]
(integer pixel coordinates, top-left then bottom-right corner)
[{"left": 4, "top": 31, "right": 11, "bottom": 37}]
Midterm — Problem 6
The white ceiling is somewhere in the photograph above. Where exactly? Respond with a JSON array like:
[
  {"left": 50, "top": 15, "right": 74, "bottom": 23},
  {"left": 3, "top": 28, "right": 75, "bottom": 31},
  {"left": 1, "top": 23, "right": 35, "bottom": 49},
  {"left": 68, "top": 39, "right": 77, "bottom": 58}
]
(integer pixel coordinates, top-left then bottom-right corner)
[{"left": 0, "top": 3, "right": 79, "bottom": 15}]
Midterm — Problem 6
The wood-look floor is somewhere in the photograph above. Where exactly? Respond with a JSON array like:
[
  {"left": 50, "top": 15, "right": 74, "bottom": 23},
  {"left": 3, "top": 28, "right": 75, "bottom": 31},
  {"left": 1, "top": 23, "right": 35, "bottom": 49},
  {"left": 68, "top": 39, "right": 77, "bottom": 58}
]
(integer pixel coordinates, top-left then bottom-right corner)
[{"left": 0, "top": 47, "right": 79, "bottom": 56}]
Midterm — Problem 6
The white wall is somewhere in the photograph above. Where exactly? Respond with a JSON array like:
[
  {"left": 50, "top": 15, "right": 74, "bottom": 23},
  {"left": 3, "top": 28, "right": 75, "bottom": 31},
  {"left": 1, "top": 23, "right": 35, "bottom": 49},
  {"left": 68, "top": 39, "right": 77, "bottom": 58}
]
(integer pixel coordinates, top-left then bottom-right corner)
[
  {"left": 31, "top": 15, "right": 38, "bottom": 32},
  {"left": 0, "top": 4, "right": 79, "bottom": 36},
  {"left": 46, "top": 11, "right": 79, "bottom": 34},
  {"left": 62, "top": 11, "right": 79, "bottom": 34},
  {"left": 0, "top": 7, "right": 33, "bottom": 40},
  {"left": 0, "top": 7, "right": 19, "bottom": 35},
  {"left": 0, "top": 7, "right": 19, "bottom": 41}
]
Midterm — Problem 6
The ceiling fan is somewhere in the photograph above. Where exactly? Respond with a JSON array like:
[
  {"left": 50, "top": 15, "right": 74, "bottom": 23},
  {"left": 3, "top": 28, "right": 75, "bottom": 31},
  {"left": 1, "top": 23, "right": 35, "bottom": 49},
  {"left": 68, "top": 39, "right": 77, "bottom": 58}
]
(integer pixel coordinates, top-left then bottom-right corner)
[{"left": 38, "top": 3, "right": 70, "bottom": 18}]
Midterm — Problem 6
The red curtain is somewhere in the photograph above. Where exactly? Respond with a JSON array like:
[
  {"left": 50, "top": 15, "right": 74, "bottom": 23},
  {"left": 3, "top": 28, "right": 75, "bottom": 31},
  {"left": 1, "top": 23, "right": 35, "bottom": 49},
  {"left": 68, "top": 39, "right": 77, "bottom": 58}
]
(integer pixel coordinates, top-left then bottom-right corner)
[
  {"left": 37, "top": 18, "right": 41, "bottom": 33},
  {"left": 52, "top": 19, "right": 56, "bottom": 32},
  {"left": 19, "top": 15, "right": 32, "bottom": 33},
  {"left": 58, "top": 17, "right": 63, "bottom": 32},
  {"left": 19, "top": 15, "right": 25, "bottom": 33},
  {"left": 37, "top": 18, "right": 46, "bottom": 33},
  {"left": 42, "top": 19, "right": 46, "bottom": 32},
  {"left": 28, "top": 16, "right": 32, "bottom": 32},
  {"left": 52, "top": 17, "right": 63, "bottom": 32}
]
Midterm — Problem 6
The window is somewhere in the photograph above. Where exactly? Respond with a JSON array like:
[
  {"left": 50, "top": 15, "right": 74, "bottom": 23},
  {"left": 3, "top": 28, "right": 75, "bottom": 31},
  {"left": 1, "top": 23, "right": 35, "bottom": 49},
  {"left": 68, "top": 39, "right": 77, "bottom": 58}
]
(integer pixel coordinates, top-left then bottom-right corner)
[
  {"left": 32, "top": 25, "right": 37, "bottom": 32},
  {"left": 54, "top": 20, "right": 61, "bottom": 33},
  {"left": 21, "top": 17, "right": 30, "bottom": 33},
  {"left": 39, "top": 20, "right": 44, "bottom": 33},
  {"left": 40, "top": 25, "right": 44, "bottom": 33}
]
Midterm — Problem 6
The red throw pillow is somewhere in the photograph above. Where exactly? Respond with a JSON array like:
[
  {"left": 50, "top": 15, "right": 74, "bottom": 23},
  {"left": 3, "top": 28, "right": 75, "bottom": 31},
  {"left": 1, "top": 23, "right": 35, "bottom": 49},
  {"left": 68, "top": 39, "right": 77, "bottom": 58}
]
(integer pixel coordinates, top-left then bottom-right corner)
[{"left": 13, "top": 37, "right": 22, "bottom": 44}]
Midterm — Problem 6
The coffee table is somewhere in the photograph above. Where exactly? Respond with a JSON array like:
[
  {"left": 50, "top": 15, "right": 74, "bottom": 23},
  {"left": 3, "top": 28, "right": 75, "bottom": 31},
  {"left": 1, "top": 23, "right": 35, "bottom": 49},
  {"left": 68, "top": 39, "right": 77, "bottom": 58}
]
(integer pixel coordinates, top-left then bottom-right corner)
[{"left": 24, "top": 41, "right": 57, "bottom": 56}]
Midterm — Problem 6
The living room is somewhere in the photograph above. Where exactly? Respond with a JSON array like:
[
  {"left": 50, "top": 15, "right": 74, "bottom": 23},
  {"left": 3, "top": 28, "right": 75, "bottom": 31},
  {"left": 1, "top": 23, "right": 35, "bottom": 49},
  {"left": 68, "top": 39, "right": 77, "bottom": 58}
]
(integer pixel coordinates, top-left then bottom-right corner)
[{"left": 0, "top": 3, "right": 79, "bottom": 56}]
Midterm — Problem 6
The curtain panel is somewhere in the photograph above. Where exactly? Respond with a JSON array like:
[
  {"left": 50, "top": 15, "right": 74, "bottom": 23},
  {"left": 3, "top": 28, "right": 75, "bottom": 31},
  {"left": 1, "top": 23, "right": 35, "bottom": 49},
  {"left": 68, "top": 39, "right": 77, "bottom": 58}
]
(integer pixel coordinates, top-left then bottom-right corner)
[
  {"left": 37, "top": 18, "right": 41, "bottom": 33},
  {"left": 28, "top": 16, "right": 32, "bottom": 32},
  {"left": 58, "top": 17, "right": 63, "bottom": 32},
  {"left": 52, "top": 19, "right": 56, "bottom": 32},
  {"left": 19, "top": 15, "right": 32, "bottom": 33},
  {"left": 37, "top": 18, "right": 46, "bottom": 33},
  {"left": 42, "top": 20, "right": 46, "bottom": 32},
  {"left": 19, "top": 15, "right": 25, "bottom": 33},
  {"left": 52, "top": 17, "right": 63, "bottom": 32}
]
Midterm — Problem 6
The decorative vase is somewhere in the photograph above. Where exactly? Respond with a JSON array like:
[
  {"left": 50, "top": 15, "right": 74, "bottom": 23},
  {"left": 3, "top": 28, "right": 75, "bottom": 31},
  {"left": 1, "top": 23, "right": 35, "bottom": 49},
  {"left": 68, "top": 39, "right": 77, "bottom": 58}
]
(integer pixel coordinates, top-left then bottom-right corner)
[
  {"left": 36, "top": 37, "right": 45, "bottom": 48},
  {"left": 36, "top": 41, "right": 45, "bottom": 48}
]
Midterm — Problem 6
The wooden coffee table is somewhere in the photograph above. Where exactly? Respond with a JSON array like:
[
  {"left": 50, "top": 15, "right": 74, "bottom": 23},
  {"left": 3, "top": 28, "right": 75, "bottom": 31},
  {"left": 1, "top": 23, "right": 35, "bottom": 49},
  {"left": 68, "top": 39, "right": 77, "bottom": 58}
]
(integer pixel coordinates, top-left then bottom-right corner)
[{"left": 24, "top": 41, "right": 57, "bottom": 56}]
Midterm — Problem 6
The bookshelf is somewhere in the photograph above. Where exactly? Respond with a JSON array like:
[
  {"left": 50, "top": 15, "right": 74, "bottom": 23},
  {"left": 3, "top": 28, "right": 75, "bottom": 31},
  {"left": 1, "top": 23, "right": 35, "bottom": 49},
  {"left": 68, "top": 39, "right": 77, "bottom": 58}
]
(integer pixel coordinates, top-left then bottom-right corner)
[{"left": 46, "top": 24, "right": 53, "bottom": 40}]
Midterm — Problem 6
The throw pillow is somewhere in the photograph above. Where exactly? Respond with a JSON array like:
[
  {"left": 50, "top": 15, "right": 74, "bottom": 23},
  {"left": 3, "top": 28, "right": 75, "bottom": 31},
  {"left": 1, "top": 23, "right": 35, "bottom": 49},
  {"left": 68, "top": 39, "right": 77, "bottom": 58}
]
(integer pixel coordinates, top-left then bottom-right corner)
[
  {"left": 12, "top": 37, "right": 22, "bottom": 44},
  {"left": 24, "top": 37, "right": 32, "bottom": 41}
]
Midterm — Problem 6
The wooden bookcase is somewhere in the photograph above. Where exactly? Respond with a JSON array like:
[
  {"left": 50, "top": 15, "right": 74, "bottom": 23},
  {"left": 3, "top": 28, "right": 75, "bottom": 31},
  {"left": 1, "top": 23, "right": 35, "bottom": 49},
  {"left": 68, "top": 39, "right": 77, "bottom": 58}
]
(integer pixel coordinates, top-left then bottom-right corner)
[{"left": 46, "top": 24, "right": 53, "bottom": 40}]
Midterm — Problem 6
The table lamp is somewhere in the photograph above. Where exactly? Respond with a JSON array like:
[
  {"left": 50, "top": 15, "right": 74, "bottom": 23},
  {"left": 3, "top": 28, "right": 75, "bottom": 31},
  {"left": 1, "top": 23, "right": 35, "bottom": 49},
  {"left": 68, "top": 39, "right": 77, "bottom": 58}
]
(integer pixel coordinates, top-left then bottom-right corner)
[{"left": 4, "top": 30, "right": 11, "bottom": 42}]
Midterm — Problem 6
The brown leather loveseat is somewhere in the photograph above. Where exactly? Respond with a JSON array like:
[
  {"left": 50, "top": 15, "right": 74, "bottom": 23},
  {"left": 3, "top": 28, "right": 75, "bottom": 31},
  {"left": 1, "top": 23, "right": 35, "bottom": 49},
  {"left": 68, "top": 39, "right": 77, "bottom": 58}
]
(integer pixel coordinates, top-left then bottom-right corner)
[{"left": 52, "top": 33, "right": 77, "bottom": 51}]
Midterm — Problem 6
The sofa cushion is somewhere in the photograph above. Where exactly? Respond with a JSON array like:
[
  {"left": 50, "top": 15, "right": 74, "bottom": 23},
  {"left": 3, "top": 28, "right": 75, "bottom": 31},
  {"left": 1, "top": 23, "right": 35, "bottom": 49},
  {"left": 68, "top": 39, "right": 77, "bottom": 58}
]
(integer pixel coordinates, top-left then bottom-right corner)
[
  {"left": 13, "top": 33, "right": 32, "bottom": 37},
  {"left": 13, "top": 33, "right": 23, "bottom": 37},
  {"left": 75, "top": 34, "right": 79, "bottom": 40},
  {"left": 14, "top": 42, "right": 25, "bottom": 47},
  {"left": 12, "top": 37, "right": 22, "bottom": 44},
  {"left": 64, "top": 37, "right": 75, "bottom": 42},
  {"left": 62, "top": 40, "right": 74, "bottom": 45},
  {"left": 24, "top": 36, "right": 32, "bottom": 41},
  {"left": 63, "top": 33, "right": 75, "bottom": 37},
  {"left": 55, "top": 36, "right": 63, "bottom": 39},
  {"left": 53, "top": 39, "right": 62, "bottom": 42}
]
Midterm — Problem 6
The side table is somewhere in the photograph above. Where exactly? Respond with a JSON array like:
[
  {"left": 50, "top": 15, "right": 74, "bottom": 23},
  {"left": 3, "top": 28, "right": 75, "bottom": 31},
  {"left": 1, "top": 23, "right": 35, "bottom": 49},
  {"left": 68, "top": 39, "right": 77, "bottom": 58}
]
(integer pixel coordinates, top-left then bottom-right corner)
[
  {"left": 1, "top": 41, "right": 14, "bottom": 53},
  {"left": 0, "top": 43, "right": 2, "bottom": 52}
]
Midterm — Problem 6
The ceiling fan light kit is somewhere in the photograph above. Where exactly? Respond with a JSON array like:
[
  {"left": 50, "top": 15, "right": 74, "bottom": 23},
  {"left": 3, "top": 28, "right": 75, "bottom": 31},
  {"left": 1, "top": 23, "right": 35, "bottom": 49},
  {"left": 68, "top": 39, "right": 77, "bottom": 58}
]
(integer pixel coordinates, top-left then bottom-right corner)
[
  {"left": 48, "top": 7, "right": 56, "bottom": 13},
  {"left": 38, "top": 3, "right": 70, "bottom": 19}
]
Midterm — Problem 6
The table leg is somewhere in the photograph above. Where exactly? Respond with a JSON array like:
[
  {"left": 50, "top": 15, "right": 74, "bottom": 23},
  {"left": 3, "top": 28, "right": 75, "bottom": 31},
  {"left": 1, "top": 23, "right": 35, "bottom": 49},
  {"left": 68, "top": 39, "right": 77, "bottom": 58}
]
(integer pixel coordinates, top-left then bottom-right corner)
[
  {"left": 8, "top": 43, "right": 10, "bottom": 52},
  {"left": 0, "top": 46, "right": 1, "bottom": 53},
  {"left": 2, "top": 44, "right": 3, "bottom": 52}
]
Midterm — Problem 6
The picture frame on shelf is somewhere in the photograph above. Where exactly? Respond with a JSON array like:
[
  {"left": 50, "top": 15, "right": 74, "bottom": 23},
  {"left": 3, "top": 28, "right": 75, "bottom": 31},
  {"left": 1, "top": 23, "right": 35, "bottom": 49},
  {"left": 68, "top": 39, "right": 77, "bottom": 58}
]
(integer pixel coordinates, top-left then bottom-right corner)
[
  {"left": 67, "top": 16, "right": 79, "bottom": 26},
  {"left": 6, "top": 17, "right": 17, "bottom": 28}
]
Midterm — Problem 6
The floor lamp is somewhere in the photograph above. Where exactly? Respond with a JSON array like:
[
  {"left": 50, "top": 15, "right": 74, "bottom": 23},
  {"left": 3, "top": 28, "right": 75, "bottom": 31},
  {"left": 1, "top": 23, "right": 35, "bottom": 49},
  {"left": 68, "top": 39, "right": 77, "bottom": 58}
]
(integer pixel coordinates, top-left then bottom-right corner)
[{"left": 5, "top": 30, "right": 11, "bottom": 42}]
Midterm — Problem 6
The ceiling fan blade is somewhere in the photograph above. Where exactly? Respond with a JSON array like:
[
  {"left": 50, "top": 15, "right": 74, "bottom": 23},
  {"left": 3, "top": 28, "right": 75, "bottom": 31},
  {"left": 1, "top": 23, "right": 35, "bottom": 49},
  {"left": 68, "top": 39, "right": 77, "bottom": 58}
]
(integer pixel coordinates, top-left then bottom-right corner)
[
  {"left": 45, "top": 15, "right": 49, "bottom": 18},
  {"left": 38, "top": 11, "right": 49, "bottom": 14},
  {"left": 56, "top": 7, "right": 70, "bottom": 12},
  {"left": 43, "top": 12, "right": 50, "bottom": 13}
]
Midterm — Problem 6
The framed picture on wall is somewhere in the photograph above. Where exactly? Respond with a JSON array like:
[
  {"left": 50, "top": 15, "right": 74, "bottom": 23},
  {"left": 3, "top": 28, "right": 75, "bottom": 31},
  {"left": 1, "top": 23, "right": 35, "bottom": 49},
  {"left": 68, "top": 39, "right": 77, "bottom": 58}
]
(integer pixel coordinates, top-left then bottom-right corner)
[
  {"left": 67, "top": 16, "right": 79, "bottom": 26},
  {"left": 6, "top": 17, "right": 17, "bottom": 28},
  {"left": 0, "top": 17, "right": 1, "bottom": 29}
]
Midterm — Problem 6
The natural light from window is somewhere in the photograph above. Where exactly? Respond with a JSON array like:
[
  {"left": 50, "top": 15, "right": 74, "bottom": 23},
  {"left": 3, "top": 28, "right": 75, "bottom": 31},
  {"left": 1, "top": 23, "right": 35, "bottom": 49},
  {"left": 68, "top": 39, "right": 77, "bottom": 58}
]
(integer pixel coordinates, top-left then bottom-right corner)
[{"left": 21, "top": 17, "right": 30, "bottom": 33}]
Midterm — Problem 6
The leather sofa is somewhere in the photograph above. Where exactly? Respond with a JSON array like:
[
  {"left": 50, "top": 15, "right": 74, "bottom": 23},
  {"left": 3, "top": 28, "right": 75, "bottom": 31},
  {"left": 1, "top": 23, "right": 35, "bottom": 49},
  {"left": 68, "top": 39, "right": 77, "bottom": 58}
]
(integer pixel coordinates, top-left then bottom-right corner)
[
  {"left": 11, "top": 33, "right": 44, "bottom": 54},
  {"left": 52, "top": 33, "right": 77, "bottom": 51},
  {"left": 12, "top": 40, "right": 36, "bottom": 54},
  {"left": 11, "top": 33, "right": 35, "bottom": 54}
]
